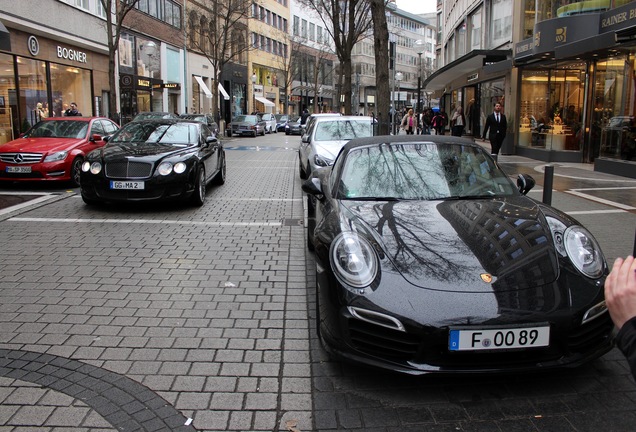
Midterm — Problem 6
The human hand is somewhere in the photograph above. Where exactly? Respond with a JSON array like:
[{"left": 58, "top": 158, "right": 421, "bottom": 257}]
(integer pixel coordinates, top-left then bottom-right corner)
[{"left": 605, "top": 256, "right": 636, "bottom": 329}]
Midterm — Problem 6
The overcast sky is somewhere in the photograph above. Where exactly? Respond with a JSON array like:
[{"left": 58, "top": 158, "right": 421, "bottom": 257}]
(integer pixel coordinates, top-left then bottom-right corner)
[{"left": 394, "top": 0, "right": 436, "bottom": 15}]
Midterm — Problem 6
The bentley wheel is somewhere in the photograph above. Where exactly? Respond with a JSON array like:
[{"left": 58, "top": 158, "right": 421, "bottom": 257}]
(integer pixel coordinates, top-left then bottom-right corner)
[
  {"left": 191, "top": 166, "right": 206, "bottom": 206},
  {"left": 213, "top": 154, "right": 226, "bottom": 185},
  {"left": 71, "top": 157, "right": 83, "bottom": 187}
]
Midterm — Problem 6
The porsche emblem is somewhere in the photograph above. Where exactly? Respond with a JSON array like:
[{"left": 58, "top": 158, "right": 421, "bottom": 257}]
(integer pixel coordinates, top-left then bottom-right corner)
[{"left": 480, "top": 273, "right": 493, "bottom": 283}]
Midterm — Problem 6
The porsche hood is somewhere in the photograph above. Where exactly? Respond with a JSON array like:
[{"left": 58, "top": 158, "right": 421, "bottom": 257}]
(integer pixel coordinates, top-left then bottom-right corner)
[{"left": 341, "top": 197, "right": 560, "bottom": 293}]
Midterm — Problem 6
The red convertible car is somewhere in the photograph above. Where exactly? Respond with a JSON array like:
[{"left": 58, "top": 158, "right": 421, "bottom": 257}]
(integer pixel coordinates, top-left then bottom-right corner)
[{"left": 0, "top": 117, "right": 119, "bottom": 186}]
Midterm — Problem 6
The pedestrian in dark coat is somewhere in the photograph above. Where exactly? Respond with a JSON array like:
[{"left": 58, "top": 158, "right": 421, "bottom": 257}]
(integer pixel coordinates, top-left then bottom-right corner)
[{"left": 482, "top": 102, "right": 507, "bottom": 155}]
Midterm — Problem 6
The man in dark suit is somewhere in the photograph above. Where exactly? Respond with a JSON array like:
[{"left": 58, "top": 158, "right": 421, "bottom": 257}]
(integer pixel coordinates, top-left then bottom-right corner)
[{"left": 482, "top": 102, "right": 506, "bottom": 155}]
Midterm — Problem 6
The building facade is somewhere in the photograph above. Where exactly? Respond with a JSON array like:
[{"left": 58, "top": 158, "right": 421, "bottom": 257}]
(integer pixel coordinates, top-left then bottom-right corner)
[{"left": 0, "top": 0, "right": 110, "bottom": 142}]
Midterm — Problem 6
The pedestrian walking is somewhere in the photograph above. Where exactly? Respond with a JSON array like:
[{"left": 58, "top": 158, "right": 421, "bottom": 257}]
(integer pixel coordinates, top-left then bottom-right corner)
[
  {"left": 482, "top": 102, "right": 507, "bottom": 155},
  {"left": 450, "top": 106, "right": 466, "bottom": 137},
  {"left": 400, "top": 108, "right": 418, "bottom": 135}
]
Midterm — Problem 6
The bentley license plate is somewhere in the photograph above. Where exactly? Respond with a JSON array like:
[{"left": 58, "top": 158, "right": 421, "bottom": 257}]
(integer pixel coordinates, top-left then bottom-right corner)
[
  {"left": 449, "top": 325, "right": 550, "bottom": 351},
  {"left": 6, "top": 166, "right": 32, "bottom": 173},
  {"left": 110, "top": 181, "right": 144, "bottom": 190}
]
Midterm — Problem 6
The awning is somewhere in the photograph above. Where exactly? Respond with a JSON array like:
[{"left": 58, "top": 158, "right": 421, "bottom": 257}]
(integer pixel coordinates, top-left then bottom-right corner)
[
  {"left": 0, "top": 20, "right": 11, "bottom": 52},
  {"left": 423, "top": 49, "right": 511, "bottom": 92},
  {"left": 218, "top": 83, "right": 230, "bottom": 100},
  {"left": 194, "top": 75, "right": 212, "bottom": 99},
  {"left": 255, "top": 96, "right": 275, "bottom": 107}
]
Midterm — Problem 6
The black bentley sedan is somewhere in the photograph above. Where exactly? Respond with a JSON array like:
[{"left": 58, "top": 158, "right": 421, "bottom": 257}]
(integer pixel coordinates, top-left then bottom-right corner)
[
  {"left": 80, "top": 119, "right": 225, "bottom": 206},
  {"left": 303, "top": 135, "right": 614, "bottom": 375}
]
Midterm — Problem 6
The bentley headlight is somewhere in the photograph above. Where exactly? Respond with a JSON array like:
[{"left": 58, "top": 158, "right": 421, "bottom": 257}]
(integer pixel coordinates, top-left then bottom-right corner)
[
  {"left": 81, "top": 161, "right": 91, "bottom": 172},
  {"left": 564, "top": 226, "right": 604, "bottom": 278},
  {"left": 174, "top": 162, "right": 187, "bottom": 174},
  {"left": 157, "top": 162, "right": 173, "bottom": 176},
  {"left": 89, "top": 162, "right": 102, "bottom": 174},
  {"left": 44, "top": 151, "right": 68, "bottom": 162},
  {"left": 314, "top": 153, "right": 333, "bottom": 167},
  {"left": 330, "top": 232, "right": 378, "bottom": 288}
]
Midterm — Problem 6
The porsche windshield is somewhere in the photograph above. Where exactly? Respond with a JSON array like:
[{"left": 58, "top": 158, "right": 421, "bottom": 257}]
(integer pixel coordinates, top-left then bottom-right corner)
[
  {"left": 110, "top": 122, "right": 198, "bottom": 145},
  {"left": 337, "top": 143, "right": 518, "bottom": 200},
  {"left": 26, "top": 120, "right": 89, "bottom": 139}
]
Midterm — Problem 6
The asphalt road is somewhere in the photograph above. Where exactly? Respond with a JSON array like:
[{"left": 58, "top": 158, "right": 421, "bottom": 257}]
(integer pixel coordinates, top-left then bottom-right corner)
[{"left": 0, "top": 132, "right": 635, "bottom": 431}]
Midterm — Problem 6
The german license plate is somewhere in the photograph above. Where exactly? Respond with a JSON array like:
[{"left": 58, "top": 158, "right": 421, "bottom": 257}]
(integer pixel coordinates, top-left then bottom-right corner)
[
  {"left": 110, "top": 180, "right": 144, "bottom": 190},
  {"left": 449, "top": 325, "right": 550, "bottom": 351},
  {"left": 6, "top": 166, "right": 32, "bottom": 173}
]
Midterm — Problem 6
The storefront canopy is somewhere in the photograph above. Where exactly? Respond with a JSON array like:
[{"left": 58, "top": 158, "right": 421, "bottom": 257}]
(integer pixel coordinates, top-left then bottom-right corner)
[
  {"left": 218, "top": 83, "right": 230, "bottom": 100},
  {"left": 194, "top": 75, "right": 212, "bottom": 99},
  {"left": 0, "top": 20, "right": 10, "bottom": 52},
  {"left": 423, "top": 49, "right": 510, "bottom": 92},
  {"left": 255, "top": 96, "right": 275, "bottom": 107}
]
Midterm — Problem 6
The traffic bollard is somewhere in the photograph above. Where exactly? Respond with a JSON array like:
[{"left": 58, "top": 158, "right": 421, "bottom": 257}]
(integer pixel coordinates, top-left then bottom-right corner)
[{"left": 542, "top": 165, "right": 554, "bottom": 205}]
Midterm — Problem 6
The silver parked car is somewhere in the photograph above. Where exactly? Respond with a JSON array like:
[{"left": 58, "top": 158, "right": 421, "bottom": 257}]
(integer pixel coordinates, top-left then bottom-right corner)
[
  {"left": 260, "top": 113, "right": 277, "bottom": 134},
  {"left": 230, "top": 115, "right": 267, "bottom": 137},
  {"left": 299, "top": 115, "right": 374, "bottom": 179}
]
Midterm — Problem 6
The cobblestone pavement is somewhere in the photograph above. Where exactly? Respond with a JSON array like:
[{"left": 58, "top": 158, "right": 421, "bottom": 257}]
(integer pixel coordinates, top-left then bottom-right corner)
[{"left": 1, "top": 134, "right": 636, "bottom": 431}]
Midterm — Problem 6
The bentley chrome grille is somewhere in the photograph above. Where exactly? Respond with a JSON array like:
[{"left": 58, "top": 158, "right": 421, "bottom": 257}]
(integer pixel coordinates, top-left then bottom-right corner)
[
  {"left": 0, "top": 153, "right": 43, "bottom": 164},
  {"left": 105, "top": 161, "right": 153, "bottom": 178}
]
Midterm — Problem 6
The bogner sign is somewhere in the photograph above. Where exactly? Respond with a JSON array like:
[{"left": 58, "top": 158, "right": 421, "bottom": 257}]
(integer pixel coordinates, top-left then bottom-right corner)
[{"left": 57, "top": 45, "right": 88, "bottom": 63}]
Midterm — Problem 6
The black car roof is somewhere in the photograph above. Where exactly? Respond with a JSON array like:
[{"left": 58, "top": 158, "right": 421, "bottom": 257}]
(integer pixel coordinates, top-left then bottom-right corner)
[{"left": 342, "top": 134, "right": 480, "bottom": 153}]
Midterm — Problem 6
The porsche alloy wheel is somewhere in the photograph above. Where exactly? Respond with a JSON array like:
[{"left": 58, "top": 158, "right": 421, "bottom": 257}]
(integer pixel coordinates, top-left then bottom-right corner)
[
  {"left": 191, "top": 166, "right": 206, "bottom": 206},
  {"left": 214, "top": 154, "right": 226, "bottom": 185}
]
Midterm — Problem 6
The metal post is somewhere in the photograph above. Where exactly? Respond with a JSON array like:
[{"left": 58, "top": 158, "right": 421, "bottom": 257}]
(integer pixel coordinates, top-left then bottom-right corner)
[
  {"left": 417, "top": 52, "right": 422, "bottom": 114},
  {"left": 542, "top": 165, "right": 554, "bottom": 205}
]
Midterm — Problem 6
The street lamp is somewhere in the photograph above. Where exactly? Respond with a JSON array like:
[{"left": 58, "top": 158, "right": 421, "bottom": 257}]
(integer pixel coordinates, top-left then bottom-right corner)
[
  {"left": 251, "top": 73, "right": 257, "bottom": 114},
  {"left": 392, "top": 72, "right": 403, "bottom": 135}
]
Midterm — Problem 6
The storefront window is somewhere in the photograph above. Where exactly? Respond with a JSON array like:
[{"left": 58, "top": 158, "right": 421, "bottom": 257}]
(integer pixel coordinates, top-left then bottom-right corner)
[
  {"left": 597, "top": 54, "right": 636, "bottom": 161},
  {"left": 49, "top": 62, "right": 92, "bottom": 120},
  {"left": 0, "top": 53, "right": 17, "bottom": 142},
  {"left": 136, "top": 37, "right": 160, "bottom": 78},
  {"left": 518, "top": 64, "right": 585, "bottom": 151},
  {"left": 16, "top": 57, "right": 48, "bottom": 131}
]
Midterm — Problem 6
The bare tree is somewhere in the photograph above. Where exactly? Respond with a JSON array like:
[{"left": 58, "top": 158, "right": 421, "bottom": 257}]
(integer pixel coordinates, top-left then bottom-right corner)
[
  {"left": 369, "top": 0, "right": 390, "bottom": 134},
  {"left": 273, "top": 34, "right": 303, "bottom": 116},
  {"left": 100, "top": 0, "right": 142, "bottom": 121},
  {"left": 187, "top": 0, "right": 254, "bottom": 118},
  {"left": 299, "top": 0, "right": 373, "bottom": 115}
]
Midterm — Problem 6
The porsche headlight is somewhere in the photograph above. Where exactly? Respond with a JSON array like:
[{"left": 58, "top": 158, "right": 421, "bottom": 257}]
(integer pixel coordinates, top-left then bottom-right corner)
[
  {"left": 330, "top": 232, "right": 378, "bottom": 288},
  {"left": 314, "top": 153, "right": 333, "bottom": 167},
  {"left": 174, "top": 162, "right": 187, "bottom": 174},
  {"left": 564, "top": 226, "right": 604, "bottom": 278},
  {"left": 44, "top": 151, "right": 68, "bottom": 162},
  {"left": 157, "top": 162, "right": 173, "bottom": 176}
]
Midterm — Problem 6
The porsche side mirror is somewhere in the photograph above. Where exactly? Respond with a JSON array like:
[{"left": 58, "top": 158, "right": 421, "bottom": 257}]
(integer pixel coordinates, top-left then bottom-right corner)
[
  {"left": 301, "top": 135, "right": 309, "bottom": 143},
  {"left": 517, "top": 174, "right": 535, "bottom": 195},
  {"left": 302, "top": 177, "right": 323, "bottom": 199}
]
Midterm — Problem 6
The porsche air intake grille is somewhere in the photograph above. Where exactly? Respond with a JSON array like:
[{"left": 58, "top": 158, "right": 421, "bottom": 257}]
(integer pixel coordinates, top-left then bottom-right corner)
[
  {"left": 347, "top": 319, "right": 420, "bottom": 359},
  {"left": 105, "top": 161, "right": 152, "bottom": 178},
  {"left": 0, "top": 153, "right": 42, "bottom": 164},
  {"left": 567, "top": 311, "right": 614, "bottom": 352}
]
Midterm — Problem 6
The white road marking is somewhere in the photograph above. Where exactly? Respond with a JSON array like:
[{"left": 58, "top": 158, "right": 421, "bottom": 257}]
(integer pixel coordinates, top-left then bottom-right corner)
[
  {"left": 565, "top": 190, "right": 636, "bottom": 210},
  {"left": 566, "top": 209, "right": 627, "bottom": 215},
  {"left": 533, "top": 164, "right": 636, "bottom": 182}
]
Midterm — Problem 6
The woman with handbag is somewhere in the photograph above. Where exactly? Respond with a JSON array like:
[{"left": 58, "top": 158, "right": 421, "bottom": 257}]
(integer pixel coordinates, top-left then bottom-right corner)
[
  {"left": 450, "top": 106, "right": 466, "bottom": 137},
  {"left": 400, "top": 109, "right": 418, "bottom": 135}
]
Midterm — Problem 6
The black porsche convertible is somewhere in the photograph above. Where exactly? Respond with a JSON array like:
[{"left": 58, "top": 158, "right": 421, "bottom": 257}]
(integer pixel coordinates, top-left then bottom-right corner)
[
  {"left": 80, "top": 119, "right": 225, "bottom": 206},
  {"left": 303, "top": 135, "right": 614, "bottom": 374}
]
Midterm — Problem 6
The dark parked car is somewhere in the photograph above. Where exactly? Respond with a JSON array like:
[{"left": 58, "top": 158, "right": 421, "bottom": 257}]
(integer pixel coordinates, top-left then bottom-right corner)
[
  {"left": 275, "top": 114, "right": 289, "bottom": 132},
  {"left": 80, "top": 119, "right": 225, "bottom": 206},
  {"left": 132, "top": 112, "right": 179, "bottom": 122},
  {"left": 179, "top": 113, "right": 219, "bottom": 135},
  {"left": 303, "top": 134, "right": 613, "bottom": 375},
  {"left": 230, "top": 115, "right": 266, "bottom": 137},
  {"left": 284, "top": 116, "right": 302, "bottom": 135},
  {"left": 0, "top": 117, "right": 119, "bottom": 186}
]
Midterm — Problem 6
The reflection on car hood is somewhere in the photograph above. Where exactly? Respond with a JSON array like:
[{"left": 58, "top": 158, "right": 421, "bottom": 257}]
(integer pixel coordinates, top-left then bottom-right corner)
[
  {"left": 102, "top": 142, "right": 192, "bottom": 159},
  {"left": 341, "top": 196, "right": 559, "bottom": 293},
  {"left": 0, "top": 137, "right": 84, "bottom": 154},
  {"left": 313, "top": 140, "right": 348, "bottom": 160}
]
